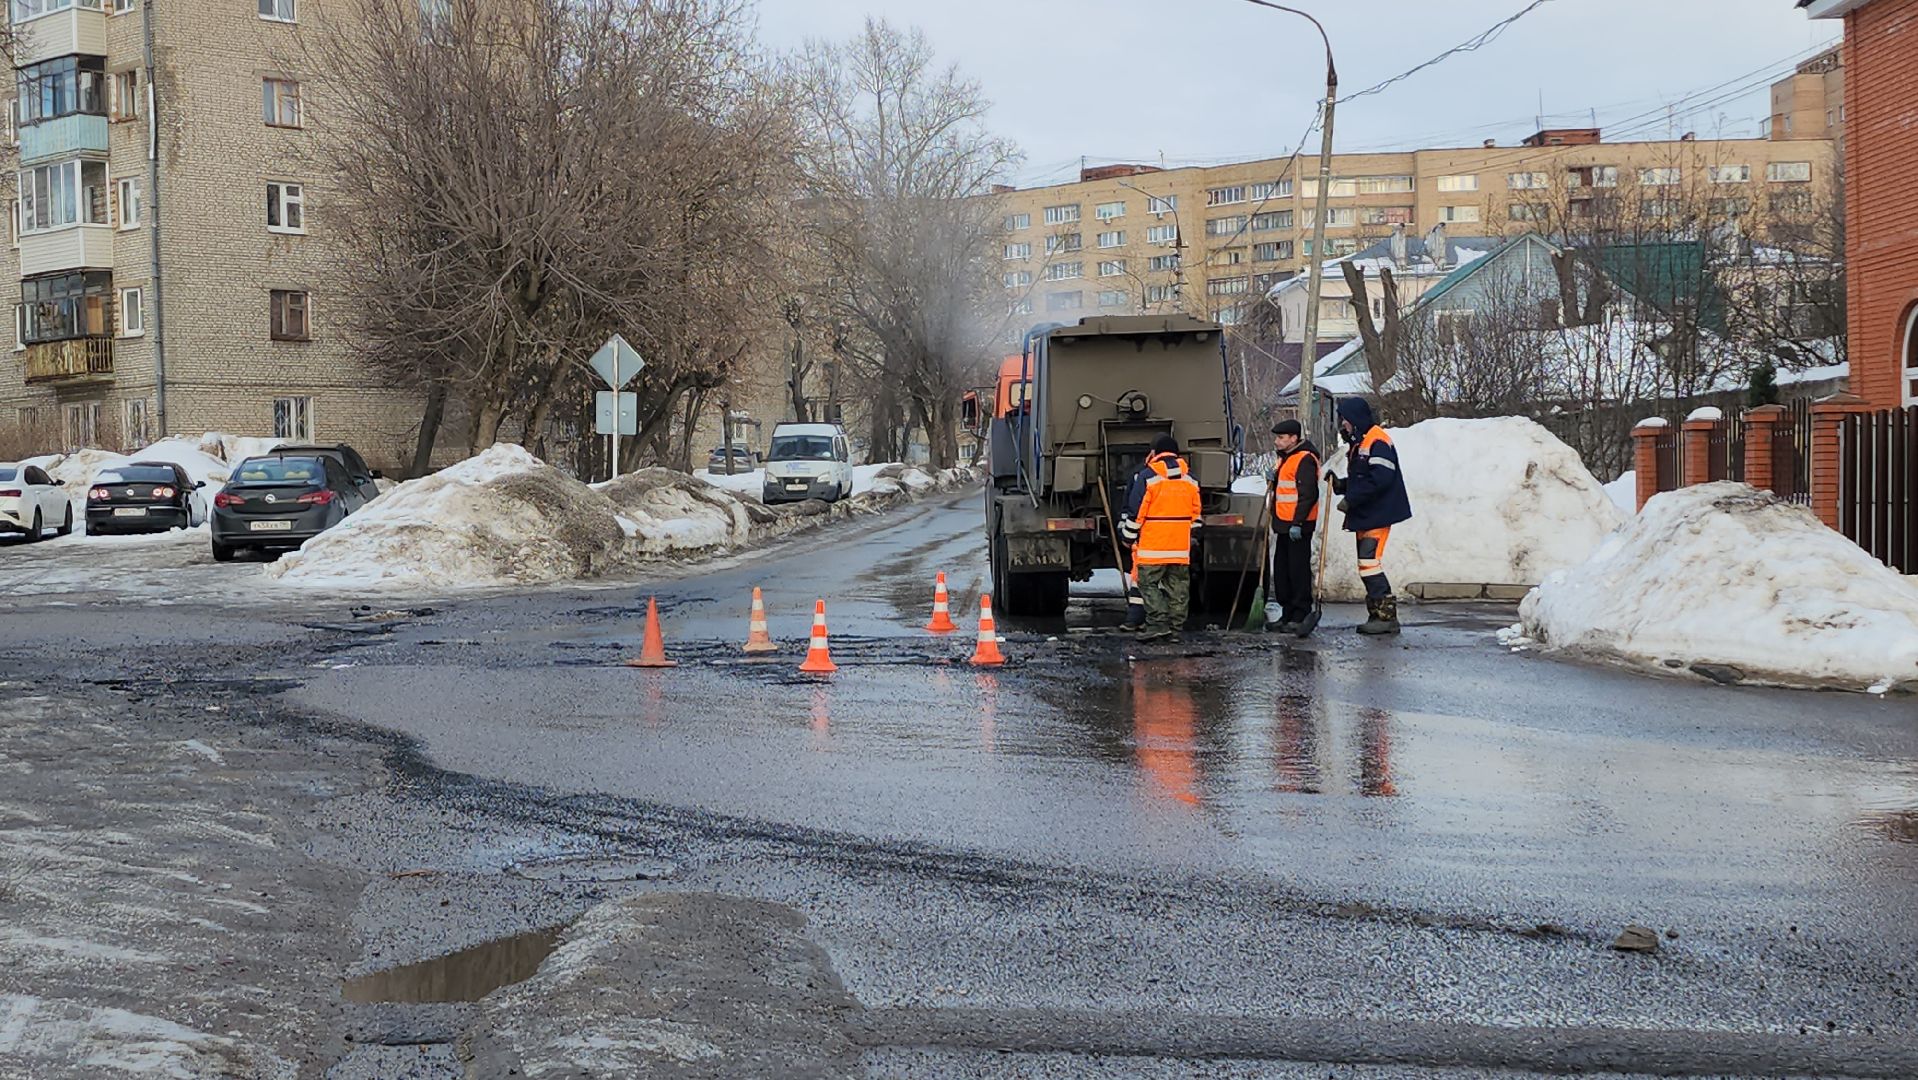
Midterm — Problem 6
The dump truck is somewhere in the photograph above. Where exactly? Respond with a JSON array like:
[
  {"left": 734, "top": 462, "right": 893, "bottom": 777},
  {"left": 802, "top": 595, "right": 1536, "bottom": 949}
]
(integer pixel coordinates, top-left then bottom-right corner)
[{"left": 982, "top": 314, "right": 1264, "bottom": 618}]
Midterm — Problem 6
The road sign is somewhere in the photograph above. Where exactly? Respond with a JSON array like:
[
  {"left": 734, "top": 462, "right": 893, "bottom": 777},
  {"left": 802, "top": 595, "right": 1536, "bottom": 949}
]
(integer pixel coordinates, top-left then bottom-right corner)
[
  {"left": 589, "top": 334, "right": 646, "bottom": 389},
  {"left": 594, "top": 391, "right": 637, "bottom": 436}
]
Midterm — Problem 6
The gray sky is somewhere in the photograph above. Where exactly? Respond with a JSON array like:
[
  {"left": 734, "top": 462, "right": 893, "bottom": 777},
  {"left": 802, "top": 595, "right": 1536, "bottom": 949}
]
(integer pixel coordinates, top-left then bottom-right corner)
[{"left": 754, "top": 0, "right": 1841, "bottom": 187}]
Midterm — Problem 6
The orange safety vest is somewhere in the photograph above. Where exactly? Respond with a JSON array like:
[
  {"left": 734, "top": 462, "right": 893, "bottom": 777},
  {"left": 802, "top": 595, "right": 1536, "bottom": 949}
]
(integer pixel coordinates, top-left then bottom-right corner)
[
  {"left": 1273, "top": 448, "right": 1319, "bottom": 524},
  {"left": 1134, "top": 453, "right": 1202, "bottom": 565}
]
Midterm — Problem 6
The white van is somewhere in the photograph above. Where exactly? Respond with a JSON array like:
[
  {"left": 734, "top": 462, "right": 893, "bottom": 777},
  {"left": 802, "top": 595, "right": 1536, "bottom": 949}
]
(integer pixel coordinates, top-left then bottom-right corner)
[{"left": 762, "top": 422, "right": 854, "bottom": 504}]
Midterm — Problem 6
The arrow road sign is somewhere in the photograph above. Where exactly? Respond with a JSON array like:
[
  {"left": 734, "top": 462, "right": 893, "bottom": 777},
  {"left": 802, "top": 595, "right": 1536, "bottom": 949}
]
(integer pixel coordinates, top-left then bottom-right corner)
[
  {"left": 594, "top": 391, "right": 637, "bottom": 436},
  {"left": 589, "top": 334, "right": 646, "bottom": 389}
]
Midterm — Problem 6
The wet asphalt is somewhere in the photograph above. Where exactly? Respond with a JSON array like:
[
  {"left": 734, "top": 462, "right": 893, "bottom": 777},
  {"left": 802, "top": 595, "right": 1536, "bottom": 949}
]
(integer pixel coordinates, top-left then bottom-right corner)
[{"left": 9, "top": 484, "right": 1918, "bottom": 1075}]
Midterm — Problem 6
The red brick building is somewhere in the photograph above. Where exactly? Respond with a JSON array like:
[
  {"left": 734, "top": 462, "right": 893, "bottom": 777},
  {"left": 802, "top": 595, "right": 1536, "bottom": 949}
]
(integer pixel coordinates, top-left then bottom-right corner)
[{"left": 1804, "top": 0, "right": 1918, "bottom": 408}]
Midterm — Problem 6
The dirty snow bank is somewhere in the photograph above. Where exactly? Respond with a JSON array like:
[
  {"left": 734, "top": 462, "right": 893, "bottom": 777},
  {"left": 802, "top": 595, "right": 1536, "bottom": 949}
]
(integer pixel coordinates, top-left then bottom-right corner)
[
  {"left": 599, "top": 468, "right": 751, "bottom": 555},
  {"left": 1236, "top": 418, "right": 1621, "bottom": 600},
  {"left": 269, "top": 445, "right": 630, "bottom": 589},
  {"left": 1519, "top": 482, "right": 1918, "bottom": 691}
]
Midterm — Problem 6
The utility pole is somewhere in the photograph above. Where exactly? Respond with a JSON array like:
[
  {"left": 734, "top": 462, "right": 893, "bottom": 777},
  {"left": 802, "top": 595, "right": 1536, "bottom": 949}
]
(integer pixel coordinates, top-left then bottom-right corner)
[{"left": 1297, "top": 64, "right": 1337, "bottom": 443}]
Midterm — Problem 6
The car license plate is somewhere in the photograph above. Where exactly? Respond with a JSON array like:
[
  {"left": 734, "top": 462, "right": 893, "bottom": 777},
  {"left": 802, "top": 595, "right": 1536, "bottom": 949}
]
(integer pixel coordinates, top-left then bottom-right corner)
[
  {"left": 785, "top": 481, "right": 808, "bottom": 490},
  {"left": 249, "top": 520, "right": 294, "bottom": 531},
  {"left": 112, "top": 507, "right": 147, "bottom": 517}
]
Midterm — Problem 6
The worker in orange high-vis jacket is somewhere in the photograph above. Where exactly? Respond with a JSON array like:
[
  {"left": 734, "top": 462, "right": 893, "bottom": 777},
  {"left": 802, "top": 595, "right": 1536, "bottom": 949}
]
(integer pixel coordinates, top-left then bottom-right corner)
[
  {"left": 1329, "top": 397, "right": 1412, "bottom": 635},
  {"left": 1118, "top": 434, "right": 1203, "bottom": 641},
  {"left": 1263, "top": 419, "right": 1321, "bottom": 634}
]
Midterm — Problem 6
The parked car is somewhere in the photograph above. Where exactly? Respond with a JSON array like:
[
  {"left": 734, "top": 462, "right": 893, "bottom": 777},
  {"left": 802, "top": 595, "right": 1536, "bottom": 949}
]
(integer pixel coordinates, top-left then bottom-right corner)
[
  {"left": 761, "top": 422, "right": 854, "bottom": 504},
  {"left": 263, "top": 443, "right": 384, "bottom": 503},
  {"left": 85, "top": 462, "right": 205, "bottom": 534},
  {"left": 705, "top": 441, "right": 758, "bottom": 473},
  {"left": 0, "top": 462, "right": 73, "bottom": 540},
  {"left": 209, "top": 453, "right": 367, "bottom": 561}
]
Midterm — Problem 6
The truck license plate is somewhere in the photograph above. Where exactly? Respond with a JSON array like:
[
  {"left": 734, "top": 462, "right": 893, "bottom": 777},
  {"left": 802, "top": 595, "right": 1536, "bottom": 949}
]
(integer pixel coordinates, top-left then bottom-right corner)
[
  {"left": 112, "top": 507, "right": 147, "bottom": 517},
  {"left": 249, "top": 520, "right": 294, "bottom": 531}
]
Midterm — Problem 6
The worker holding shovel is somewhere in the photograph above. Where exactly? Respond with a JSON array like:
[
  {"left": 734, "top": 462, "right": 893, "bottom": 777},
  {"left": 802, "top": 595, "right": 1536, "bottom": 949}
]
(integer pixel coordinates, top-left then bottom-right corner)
[{"left": 1263, "top": 420, "right": 1323, "bottom": 634}]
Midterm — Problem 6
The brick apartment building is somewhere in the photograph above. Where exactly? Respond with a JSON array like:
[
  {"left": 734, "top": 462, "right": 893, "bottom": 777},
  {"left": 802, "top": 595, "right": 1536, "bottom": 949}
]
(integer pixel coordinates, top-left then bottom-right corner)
[
  {"left": 1803, "top": 0, "right": 1918, "bottom": 409},
  {"left": 0, "top": 0, "right": 426, "bottom": 469}
]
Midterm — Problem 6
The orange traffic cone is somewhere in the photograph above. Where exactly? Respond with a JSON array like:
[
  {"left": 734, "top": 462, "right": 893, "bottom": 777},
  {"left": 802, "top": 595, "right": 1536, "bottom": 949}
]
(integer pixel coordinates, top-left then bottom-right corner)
[
  {"left": 969, "top": 595, "right": 1006, "bottom": 667},
  {"left": 743, "top": 587, "right": 778, "bottom": 654},
  {"left": 798, "top": 599, "right": 837, "bottom": 674},
  {"left": 926, "top": 572, "right": 958, "bottom": 633},
  {"left": 623, "top": 596, "right": 678, "bottom": 668}
]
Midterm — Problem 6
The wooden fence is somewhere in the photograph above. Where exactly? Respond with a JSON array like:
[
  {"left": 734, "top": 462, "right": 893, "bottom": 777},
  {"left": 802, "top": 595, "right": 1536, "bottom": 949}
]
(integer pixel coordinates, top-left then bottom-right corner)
[{"left": 1841, "top": 407, "right": 1918, "bottom": 574}]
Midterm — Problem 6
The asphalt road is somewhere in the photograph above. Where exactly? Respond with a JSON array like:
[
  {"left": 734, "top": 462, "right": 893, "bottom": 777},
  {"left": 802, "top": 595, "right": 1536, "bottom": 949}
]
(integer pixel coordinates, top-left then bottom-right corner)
[{"left": 7, "top": 485, "right": 1918, "bottom": 1076}]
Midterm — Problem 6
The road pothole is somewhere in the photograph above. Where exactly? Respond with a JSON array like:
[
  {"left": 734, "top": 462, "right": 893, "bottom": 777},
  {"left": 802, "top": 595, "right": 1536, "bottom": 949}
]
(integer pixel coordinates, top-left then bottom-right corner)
[
  {"left": 342, "top": 925, "right": 566, "bottom": 1004},
  {"left": 505, "top": 853, "right": 680, "bottom": 883}
]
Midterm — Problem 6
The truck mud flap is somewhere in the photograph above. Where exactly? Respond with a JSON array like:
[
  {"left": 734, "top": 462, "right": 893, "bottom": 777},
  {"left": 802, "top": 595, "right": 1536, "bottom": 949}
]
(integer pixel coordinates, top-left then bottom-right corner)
[
  {"left": 1008, "top": 534, "right": 1071, "bottom": 570},
  {"left": 1200, "top": 530, "right": 1260, "bottom": 572}
]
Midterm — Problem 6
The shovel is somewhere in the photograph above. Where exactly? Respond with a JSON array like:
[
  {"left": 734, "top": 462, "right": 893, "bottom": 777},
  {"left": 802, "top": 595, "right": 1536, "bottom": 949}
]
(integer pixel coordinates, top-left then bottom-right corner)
[{"left": 1294, "top": 475, "right": 1335, "bottom": 639}]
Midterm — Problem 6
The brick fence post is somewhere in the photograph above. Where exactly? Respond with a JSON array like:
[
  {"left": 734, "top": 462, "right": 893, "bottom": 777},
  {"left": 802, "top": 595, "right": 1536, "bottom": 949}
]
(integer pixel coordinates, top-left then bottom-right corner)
[
  {"left": 1681, "top": 407, "right": 1722, "bottom": 488},
  {"left": 1809, "top": 392, "right": 1873, "bottom": 531},
  {"left": 1630, "top": 418, "right": 1666, "bottom": 511},
  {"left": 1742, "top": 404, "right": 1788, "bottom": 496}
]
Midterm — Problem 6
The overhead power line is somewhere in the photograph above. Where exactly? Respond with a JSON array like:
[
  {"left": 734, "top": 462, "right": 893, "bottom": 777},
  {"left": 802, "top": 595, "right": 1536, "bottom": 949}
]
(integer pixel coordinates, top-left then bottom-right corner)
[{"left": 1341, "top": 0, "right": 1559, "bottom": 104}]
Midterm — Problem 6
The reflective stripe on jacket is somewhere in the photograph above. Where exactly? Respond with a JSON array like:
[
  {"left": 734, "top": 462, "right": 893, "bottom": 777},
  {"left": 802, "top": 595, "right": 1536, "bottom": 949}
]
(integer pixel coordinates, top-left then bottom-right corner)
[
  {"left": 1272, "top": 442, "right": 1321, "bottom": 525},
  {"left": 1132, "top": 452, "right": 1201, "bottom": 565},
  {"left": 1342, "top": 425, "right": 1412, "bottom": 532}
]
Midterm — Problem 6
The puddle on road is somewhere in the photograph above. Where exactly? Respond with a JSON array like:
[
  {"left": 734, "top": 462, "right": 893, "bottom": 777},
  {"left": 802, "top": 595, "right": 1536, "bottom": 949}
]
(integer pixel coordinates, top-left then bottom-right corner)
[
  {"left": 341, "top": 926, "right": 565, "bottom": 1004},
  {"left": 1860, "top": 809, "right": 1918, "bottom": 844}
]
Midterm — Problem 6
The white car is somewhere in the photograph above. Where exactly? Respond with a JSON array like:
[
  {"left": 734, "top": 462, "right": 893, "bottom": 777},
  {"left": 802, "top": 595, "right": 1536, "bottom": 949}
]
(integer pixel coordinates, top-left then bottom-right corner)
[{"left": 0, "top": 462, "right": 75, "bottom": 540}]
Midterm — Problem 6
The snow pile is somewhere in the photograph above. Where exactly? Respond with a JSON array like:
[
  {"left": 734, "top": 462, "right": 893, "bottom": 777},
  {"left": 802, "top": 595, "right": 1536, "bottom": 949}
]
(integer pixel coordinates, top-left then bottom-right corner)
[
  {"left": 1520, "top": 483, "right": 1918, "bottom": 692},
  {"left": 22, "top": 438, "right": 233, "bottom": 532},
  {"left": 1603, "top": 470, "right": 1637, "bottom": 515},
  {"left": 598, "top": 468, "right": 751, "bottom": 555},
  {"left": 197, "top": 432, "right": 285, "bottom": 466},
  {"left": 269, "top": 444, "right": 630, "bottom": 589},
  {"left": 1313, "top": 417, "right": 1624, "bottom": 600}
]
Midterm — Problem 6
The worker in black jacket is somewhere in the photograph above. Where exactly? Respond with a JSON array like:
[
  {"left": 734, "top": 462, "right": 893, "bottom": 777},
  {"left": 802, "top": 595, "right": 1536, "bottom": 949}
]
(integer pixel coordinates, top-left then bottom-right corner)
[
  {"left": 1263, "top": 420, "right": 1321, "bottom": 634},
  {"left": 1329, "top": 397, "right": 1413, "bottom": 635}
]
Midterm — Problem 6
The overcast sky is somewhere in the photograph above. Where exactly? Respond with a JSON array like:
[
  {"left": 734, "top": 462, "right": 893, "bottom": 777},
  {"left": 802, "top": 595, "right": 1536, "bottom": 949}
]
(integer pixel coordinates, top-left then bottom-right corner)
[{"left": 754, "top": 0, "right": 1841, "bottom": 187}]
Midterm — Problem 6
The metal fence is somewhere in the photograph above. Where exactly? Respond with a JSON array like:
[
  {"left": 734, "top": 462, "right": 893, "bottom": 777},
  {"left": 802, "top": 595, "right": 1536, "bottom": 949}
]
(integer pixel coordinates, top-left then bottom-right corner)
[{"left": 1841, "top": 407, "right": 1918, "bottom": 574}]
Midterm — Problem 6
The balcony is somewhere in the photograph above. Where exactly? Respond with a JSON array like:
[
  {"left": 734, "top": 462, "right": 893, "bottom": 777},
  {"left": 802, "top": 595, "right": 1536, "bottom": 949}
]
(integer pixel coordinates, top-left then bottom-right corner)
[
  {"left": 12, "top": 3, "right": 107, "bottom": 66},
  {"left": 19, "top": 113, "right": 109, "bottom": 165},
  {"left": 23, "top": 335, "right": 112, "bottom": 383},
  {"left": 19, "top": 225, "right": 113, "bottom": 277}
]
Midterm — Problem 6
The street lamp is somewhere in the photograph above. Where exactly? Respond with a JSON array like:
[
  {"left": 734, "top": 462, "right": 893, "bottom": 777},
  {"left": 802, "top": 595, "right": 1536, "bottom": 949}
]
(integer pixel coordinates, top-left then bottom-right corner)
[{"left": 1241, "top": 1, "right": 1336, "bottom": 443}]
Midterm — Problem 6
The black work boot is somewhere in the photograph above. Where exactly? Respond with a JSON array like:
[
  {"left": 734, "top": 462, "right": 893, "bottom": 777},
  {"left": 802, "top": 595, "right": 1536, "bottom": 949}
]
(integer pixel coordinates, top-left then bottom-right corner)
[{"left": 1358, "top": 595, "right": 1400, "bottom": 636}]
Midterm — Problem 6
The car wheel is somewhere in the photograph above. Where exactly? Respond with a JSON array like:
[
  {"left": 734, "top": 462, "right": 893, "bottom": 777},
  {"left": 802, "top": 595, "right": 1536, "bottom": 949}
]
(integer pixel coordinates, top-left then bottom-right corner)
[
  {"left": 55, "top": 504, "right": 73, "bottom": 537},
  {"left": 211, "top": 541, "right": 236, "bottom": 562},
  {"left": 27, "top": 509, "right": 42, "bottom": 542}
]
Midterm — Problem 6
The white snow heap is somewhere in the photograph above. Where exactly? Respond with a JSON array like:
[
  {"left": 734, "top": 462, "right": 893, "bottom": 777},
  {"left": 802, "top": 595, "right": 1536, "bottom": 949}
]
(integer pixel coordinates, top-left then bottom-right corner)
[
  {"left": 1634, "top": 417, "right": 1668, "bottom": 428},
  {"left": 1519, "top": 482, "right": 1918, "bottom": 692},
  {"left": 269, "top": 444, "right": 631, "bottom": 589},
  {"left": 1312, "top": 417, "right": 1625, "bottom": 600},
  {"left": 1685, "top": 405, "right": 1724, "bottom": 423},
  {"left": 1603, "top": 470, "right": 1638, "bottom": 515},
  {"left": 599, "top": 468, "right": 751, "bottom": 555}
]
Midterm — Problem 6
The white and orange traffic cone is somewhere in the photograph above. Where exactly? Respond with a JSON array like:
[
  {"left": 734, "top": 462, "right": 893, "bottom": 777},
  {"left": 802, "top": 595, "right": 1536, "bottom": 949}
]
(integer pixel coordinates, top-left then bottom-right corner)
[
  {"left": 743, "top": 587, "right": 778, "bottom": 654},
  {"left": 623, "top": 596, "right": 678, "bottom": 668},
  {"left": 969, "top": 595, "right": 1006, "bottom": 667},
  {"left": 926, "top": 572, "right": 958, "bottom": 633},
  {"left": 798, "top": 599, "right": 837, "bottom": 674}
]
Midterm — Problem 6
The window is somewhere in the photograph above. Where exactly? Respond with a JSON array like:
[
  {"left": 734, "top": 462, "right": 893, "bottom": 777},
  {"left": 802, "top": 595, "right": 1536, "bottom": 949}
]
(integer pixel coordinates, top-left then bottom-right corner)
[
  {"left": 1147, "top": 254, "right": 1180, "bottom": 272},
  {"left": 1508, "top": 202, "right": 1542, "bottom": 222},
  {"left": 1300, "top": 178, "right": 1357, "bottom": 198},
  {"left": 109, "top": 70, "right": 139, "bottom": 121},
  {"left": 12, "top": 305, "right": 23, "bottom": 351},
  {"left": 1095, "top": 201, "right": 1126, "bottom": 221},
  {"left": 1218, "top": 249, "right": 1243, "bottom": 266},
  {"left": 1355, "top": 175, "right": 1414, "bottom": 194},
  {"left": 1097, "top": 289, "right": 1127, "bottom": 309},
  {"left": 1206, "top": 185, "right": 1246, "bottom": 206},
  {"left": 1045, "top": 233, "right": 1081, "bottom": 254},
  {"left": 115, "top": 178, "right": 140, "bottom": 229},
  {"left": 1098, "top": 259, "right": 1125, "bottom": 277},
  {"left": 1507, "top": 172, "right": 1549, "bottom": 190},
  {"left": 1205, "top": 215, "right": 1247, "bottom": 238},
  {"left": 1003, "top": 242, "right": 1031, "bottom": 261},
  {"left": 1045, "top": 291, "right": 1082, "bottom": 312},
  {"left": 273, "top": 396, "right": 314, "bottom": 441},
  {"left": 258, "top": 0, "right": 296, "bottom": 22},
  {"left": 1319, "top": 299, "right": 1347, "bottom": 321},
  {"left": 11, "top": 0, "right": 107, "bottom": 20},
  {"left": 1097, "top": 230, "right": 1124, "bottom": 248},
  {"left": 270, "top": 289, "right": 310, "bottom": 340},
  {"left": 1250, "top": 179, "right": 1292, "bottom": 200},
  {"left": 123, "top": 398, "right": 149, "bottom": 448},
  {"left": 1002, "top": 270, "right": 1031, "bottom": 288},
  {"left": 1206, "top": 277, "right": 1248, "bottom": 297},
  {"left": 1146, "top": 195, "right": 1177, "bottom": 215},
  {"left": 1302, "top": 207, "right": 1355, "bottom": 227},
  {"left": 1146, "top": 224, "right": 1178, "bottom": 246},
  {"left": 118, "top": 286, "right": 143, "bottom": 336},
  {"left": 263, "top": 78, "right": 302, "bottom": 128},
  {"left": 1435, "top": 309, "right": 1474, "bottom": 347},
  {"left": 1145, "top": 284, "right": 1177, "bottom": 304},
  {"left": 1301, "top": 237, "right": 1358, "bottom": 257},
  {"left": 1439, "top": 205, "right": 1480, "bottom": 224},
  {"left": 1638, "top": 167, "right": 1680, "bottom": 186},
  {"left": 267, "top": 182, "right": 305, "bottom": 233},
  {"left": 1044, "top": 262, "right": 1083, "bottom": 281},
  {"left": 1003, "top": 212, "right": 1029, "bottom": 231},
  {"left": 1905, "top": 305, "right": 1918, "bottom": 407},
  {"left": 1768, "top": 161, "right": 1812, "bottom": 183},
  {"left": 1252, "top": 241, "right": 1291, "bottom": 262},
  {"left": 1709, "top": 164, "right": 1750, "bottom": 184},
  {"left": 113, "top": 0, "right": 134, "bottom": 11},
  {"left": 1358, "top": 206, "right": 1414, "bottom": 226},
  {"left": 1251, "top": 210, "right": 1292, "bottom": 231},
  {"left": 19, "top": 160, "right": 109, "bottom": 233},
  {"left": 1569, "top": 165, "right": 1618, "bottom": 188},
  {"left": 1043, "top": 204, "right": 1080, "bottom": 225},
  {"left": 1771, "top": 190, "right": 1814, "bottom": 216},
  {"left": 64, "top": 401, "right": 100, "bottom": 450},
  {"left": 1008, "top": 298, "right": 1033, "bottom": 316},
  {"left": 1640, "top": 198, "right": 1683, "bottom": 217},
  {"left": 16, "top": 56, "right": 106, "bottom": 126},
  {"left": 1710, "top": 196, "right": 1752, "bottom": 217},
  {"left": 1436, "top": 174, "right": 1479, "bottom": 193},
  {"left": 1214, "top": 307, "right": 1242, "bottom": 326}
]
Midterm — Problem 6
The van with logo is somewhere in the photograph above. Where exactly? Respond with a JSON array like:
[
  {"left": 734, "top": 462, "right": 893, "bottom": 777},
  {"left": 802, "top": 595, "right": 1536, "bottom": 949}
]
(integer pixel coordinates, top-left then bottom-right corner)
[{"left": 761, "top": 422, "right": 854, "bottom": 504}]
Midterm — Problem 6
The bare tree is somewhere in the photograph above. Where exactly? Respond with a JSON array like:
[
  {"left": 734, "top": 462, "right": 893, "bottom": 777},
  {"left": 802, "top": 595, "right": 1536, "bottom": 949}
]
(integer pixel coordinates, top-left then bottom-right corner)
[{"left": 793, "top": 19, "right": 1019, "bottom": 468}]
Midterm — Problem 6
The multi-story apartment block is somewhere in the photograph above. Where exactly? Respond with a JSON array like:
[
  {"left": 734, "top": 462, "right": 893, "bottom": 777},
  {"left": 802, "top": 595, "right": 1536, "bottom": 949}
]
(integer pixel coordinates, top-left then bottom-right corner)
[
  {"left": 0, "top": 0, "right": 424, "bottom": 468},
  {"left": 1768, "top": 46, "right": 1845, "bottom": 147},
  {"left": 993, "top": 127, "right": 1838, "bottom": 338}
]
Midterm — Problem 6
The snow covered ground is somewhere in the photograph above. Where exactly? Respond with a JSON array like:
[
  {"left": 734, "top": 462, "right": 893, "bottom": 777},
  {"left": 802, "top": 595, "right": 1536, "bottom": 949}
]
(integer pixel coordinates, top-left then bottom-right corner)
[
  {"left": 1235, "top": 417, "right": 1623, "bottom": 600},
  {"left": 1603, "top": 471, "right": 1638, "bottom": 515},
  {"left": 21, "top": 434, "right": 253, "bottom": 535},
  {"left": 1518, "top": 482, "right": 1918, "bottom": 692},
  {"left": 696, "top": 462, "right": 916, "bottom": 499}
]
